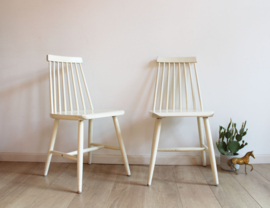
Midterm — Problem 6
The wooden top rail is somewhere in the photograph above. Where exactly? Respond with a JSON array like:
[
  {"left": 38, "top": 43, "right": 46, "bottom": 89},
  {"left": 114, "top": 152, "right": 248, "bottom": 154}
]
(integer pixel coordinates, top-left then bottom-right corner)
[
  {"left": 47, "top": 55, "right": 83, "bottom": 63},
  {"left": 157, "top": 57, "right": 197, "bottom": 63}
]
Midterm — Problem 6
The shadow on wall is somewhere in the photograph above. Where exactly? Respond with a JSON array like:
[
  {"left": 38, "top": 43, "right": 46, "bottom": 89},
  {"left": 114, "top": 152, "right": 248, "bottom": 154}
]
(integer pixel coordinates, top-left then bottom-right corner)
[
  {"left": 83, "top": 59, "right": 159, "bottom": 157},
  {"left": 0, "top": 69, "right": 53, "bottom": 153},
  {"left": 0, "top": 59, "right": 157, "bottom": 158}
]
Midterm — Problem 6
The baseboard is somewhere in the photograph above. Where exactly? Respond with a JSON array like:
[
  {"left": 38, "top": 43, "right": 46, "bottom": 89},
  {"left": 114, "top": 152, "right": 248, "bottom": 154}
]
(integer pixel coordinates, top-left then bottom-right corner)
[{"left": 0, "top": 152, "right": 269, "bottom": 165}]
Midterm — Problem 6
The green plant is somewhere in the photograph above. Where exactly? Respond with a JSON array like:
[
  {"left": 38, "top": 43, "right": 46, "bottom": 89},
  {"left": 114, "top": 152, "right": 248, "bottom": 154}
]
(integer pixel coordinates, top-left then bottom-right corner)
[{"left": 216, "top": 119, "right": 248, "bottom": 155}]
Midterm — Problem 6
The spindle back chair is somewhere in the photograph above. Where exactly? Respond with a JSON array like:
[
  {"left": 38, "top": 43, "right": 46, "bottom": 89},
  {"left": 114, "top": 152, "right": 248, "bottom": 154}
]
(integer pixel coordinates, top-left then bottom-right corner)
[
  {"left": 44, "top": 55, "right": 130, "bottom": 194},
  {"left": 147, "top": 57, "right": 218, "bottom": 186},
  {"left": 48, "top": 55, "right": 93, "bottom": 114}
]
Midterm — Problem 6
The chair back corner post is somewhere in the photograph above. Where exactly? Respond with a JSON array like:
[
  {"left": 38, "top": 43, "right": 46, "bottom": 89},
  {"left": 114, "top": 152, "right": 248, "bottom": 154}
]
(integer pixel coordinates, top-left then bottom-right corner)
[
  {"left": 159, "top": 62, "right": 165, "bottom": 111},
  {"left": 152, "top": 62, "right": 160, "bottom": 111},
  {"left": 57, "top": 62, "right": 62, "bottom": 113},
  {"left": 70, "top": 63, "right": 79, "bottom": 111},
  {"left": 194, "top": 63, "right": 204, "bottom": 111},
  {"left": 74, "top": 63, "right": 86, "bottom": 111},
  {"left": 49, "top": 61, "right": 54, "bottom": 114},
  {"left": 79, "top": 63, "right": 94, "bottom": 110}
]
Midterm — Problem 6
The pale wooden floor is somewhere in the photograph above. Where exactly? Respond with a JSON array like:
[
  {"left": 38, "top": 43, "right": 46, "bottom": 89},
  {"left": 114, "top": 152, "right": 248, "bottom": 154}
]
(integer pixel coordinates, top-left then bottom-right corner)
[{"left": 0, "top": 162, "right": 270, "bottom": 208}]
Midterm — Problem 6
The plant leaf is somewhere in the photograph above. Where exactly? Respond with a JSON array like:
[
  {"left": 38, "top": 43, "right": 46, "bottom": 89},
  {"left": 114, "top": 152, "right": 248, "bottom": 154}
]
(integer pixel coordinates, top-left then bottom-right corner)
[
  {"left": 228, "top": 141, "right": 240, "bottom": 154},
  {"left": 216, "top": 141, "right": 227, "bottom": 155},
  {"left": 236, "top": 134, "right": 242, "bottom": 141}
]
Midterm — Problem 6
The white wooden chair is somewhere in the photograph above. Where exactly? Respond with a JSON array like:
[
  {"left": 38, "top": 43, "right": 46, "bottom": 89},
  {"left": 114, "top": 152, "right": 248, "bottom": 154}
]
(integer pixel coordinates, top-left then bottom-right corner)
[
  {"left": 44, "top": 55, "right": 131, "bottom": 193},
  {"left": 147, "top": 57, "right": 219, "bottom": 186}
]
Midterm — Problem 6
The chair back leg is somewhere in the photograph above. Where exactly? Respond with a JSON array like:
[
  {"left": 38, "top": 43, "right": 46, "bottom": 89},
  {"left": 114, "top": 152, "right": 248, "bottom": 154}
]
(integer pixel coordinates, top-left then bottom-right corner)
[
  {"left": 197, "top": 117, "right": 206, "bottom": 166},
  {"left": 147, "top": 118, "right": 162, "bottom": 186},
  {"left": 88, "top": 119, "right": 93, "bottom": 164},
  {"left": 44, "top": 119, "right": 59, "bottom": 176},
  {"left": 203, "top": 117, "right": 219, "bottom": 186},
  {"left": 77, "top": 120, "right": 84, "bottom": 193},
  {"left": 113, "top": 116, "right": 131, "bottom": 176}
]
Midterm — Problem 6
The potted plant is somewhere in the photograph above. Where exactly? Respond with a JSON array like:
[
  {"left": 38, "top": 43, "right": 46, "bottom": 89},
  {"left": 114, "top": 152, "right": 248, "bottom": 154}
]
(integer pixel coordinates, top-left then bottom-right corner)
[{"left": 216, "top": 119, "right": 248, "bottom": 171}]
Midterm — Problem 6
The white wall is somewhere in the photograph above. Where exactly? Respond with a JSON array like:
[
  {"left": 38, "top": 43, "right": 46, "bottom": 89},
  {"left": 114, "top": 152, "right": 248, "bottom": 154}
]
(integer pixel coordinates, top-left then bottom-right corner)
[{"left": 1, "top": 0, "right": 270, "bottom": 164}]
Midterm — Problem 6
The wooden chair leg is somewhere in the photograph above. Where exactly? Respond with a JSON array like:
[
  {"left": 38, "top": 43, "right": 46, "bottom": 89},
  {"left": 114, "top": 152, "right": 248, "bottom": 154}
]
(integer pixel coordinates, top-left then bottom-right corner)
[
  {"left": 197, "top": 117, "right": 206, "bottom": 167},
  {"left": 77, "top": 120, "right": 84, "bottom": 194},
  {"left": 203, "top": 117, "right": 219, "bottom": 186},
  {"left": 112, "top": 116, "right": 131, "bottom": 176},
  {"left": 88, "top": 119, "right": 93, "bottom": 165},
  {"left": 44, "top": 119, "right": 59, "bottom": 176},
  {"left": 147, "top": 118, "right": 162, "bottom": 186}
]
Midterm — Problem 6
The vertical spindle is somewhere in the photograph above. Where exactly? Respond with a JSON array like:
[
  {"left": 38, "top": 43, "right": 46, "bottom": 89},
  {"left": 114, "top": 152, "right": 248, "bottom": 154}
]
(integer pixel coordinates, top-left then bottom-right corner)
[
  {"left": 66, "top": 62, "right": 73, "bottom": 111},
  {"left": 159, "top": 62, "right": 165, "bottom": 111},
  {"left": 70, "top": 63, "right": 79, "bottom": 111},
  {"left": 173, "top": 63, "right": 175, "bottom": 110},
  {"left": 57, "top": 62, "right": 61, "bottom": 112},
  {"left": 166, "top": 63, "right": 170, "bottom": 110},
  {"left": 49, "top": 61, "right": 54, "bottom": 114},
  {"left": 75, "top": 63, "right": 85, "bottom": 111},
  {"left": 183, "top": 63, "right": 188, "bottom": 110},
  {"left": 188, "top": 63, "right": 196, "bottom": 110},
  {"left": 61, "top": 62, "right": 67, "bottom": 112},
  {"left": 153, "top": 62, "right": 160, "bottom": 111},
  {"left": 53, "top": 62, "right": 57, "bottom": 113},
  {"left": 179, "top": 63, "right": 182, "bottom": 110},
  {"left": 194, "top": 63, "right": 204, "bottom": 110},
  {"left": 79, "top": 63, "right": 94, "bottom": 110}
]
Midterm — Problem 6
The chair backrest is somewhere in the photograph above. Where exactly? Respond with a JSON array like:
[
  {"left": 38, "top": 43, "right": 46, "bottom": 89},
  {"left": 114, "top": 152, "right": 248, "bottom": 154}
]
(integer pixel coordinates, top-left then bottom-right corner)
[
  {"left": 152, "top": 57, "right": 204, "bottom": 111},
  {"left": 47, "top": 55, "right": 93, "bottom": 114}
]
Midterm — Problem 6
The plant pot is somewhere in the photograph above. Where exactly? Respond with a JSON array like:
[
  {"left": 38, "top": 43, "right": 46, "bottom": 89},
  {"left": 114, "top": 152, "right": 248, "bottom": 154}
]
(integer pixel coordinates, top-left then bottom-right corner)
[{"left": 220, "top": 153, "right": 240, "bottom": 171}]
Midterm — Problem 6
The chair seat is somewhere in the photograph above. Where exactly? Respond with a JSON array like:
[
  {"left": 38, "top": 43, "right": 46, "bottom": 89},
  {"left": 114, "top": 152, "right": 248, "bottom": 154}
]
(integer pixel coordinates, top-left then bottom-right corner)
[
  {"left": 50, "top": 109, "right": 124, "bottom": 120},
  {"left": 149, "top": 109, "right": 214, "bottom": 118}
]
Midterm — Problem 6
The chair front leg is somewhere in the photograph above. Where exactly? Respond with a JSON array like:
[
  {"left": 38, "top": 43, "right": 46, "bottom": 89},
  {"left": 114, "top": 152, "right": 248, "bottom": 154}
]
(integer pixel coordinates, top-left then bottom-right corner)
[
  {"left": 147, "top": 118, "right": 162, "bottom": 186},
  {"left": 77, "top": 120, "right": 84, "bottom": 194},
  {"left": 112, "top": 116, "right": 131, "bottom": 176},
  {"left": 203, "top": 117, "right": 219, "bottom": 186},
  {"left": 44, "top": 119, "right": 59, "bottom": 176},
  {"left": 88, "top": 119, "right": 93, "bottom": 164},
  {"left": 197, "top": 117, "right": 206, "bottom": 166}
]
